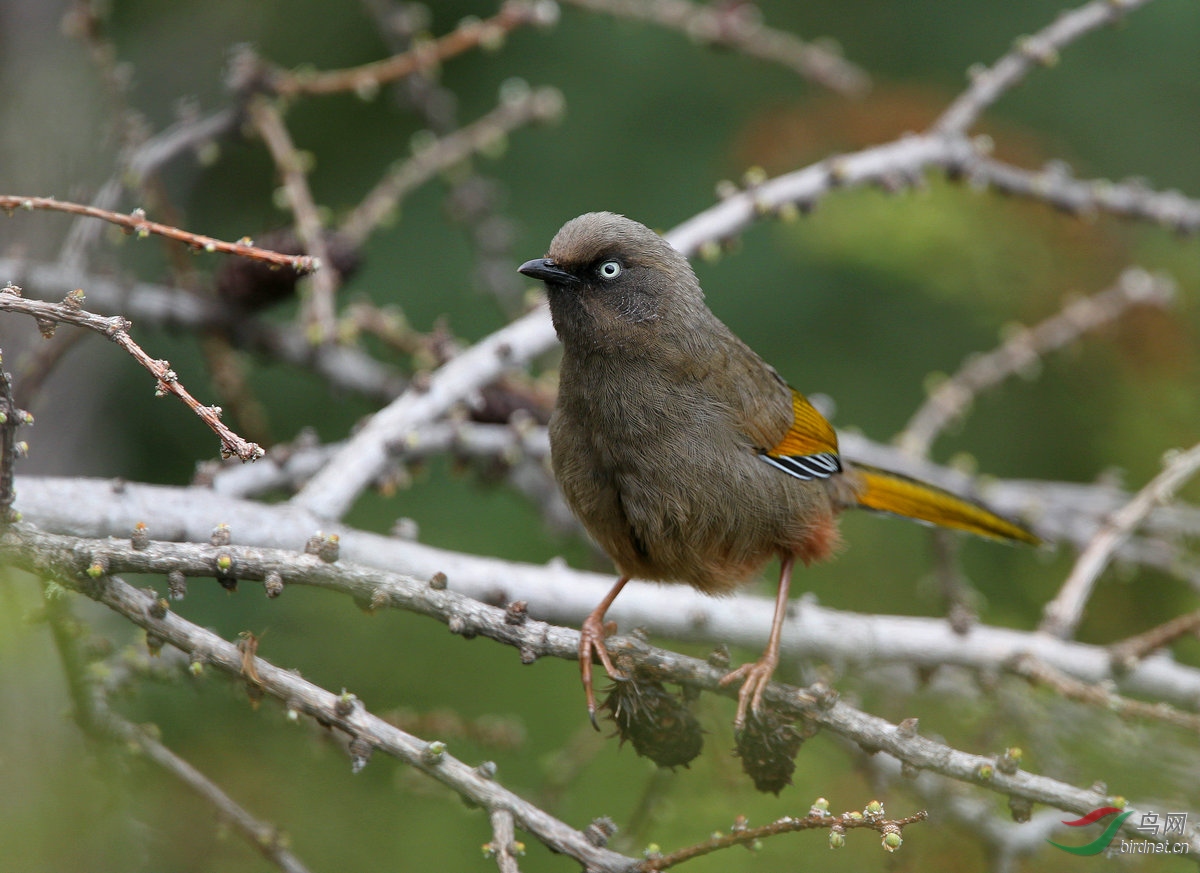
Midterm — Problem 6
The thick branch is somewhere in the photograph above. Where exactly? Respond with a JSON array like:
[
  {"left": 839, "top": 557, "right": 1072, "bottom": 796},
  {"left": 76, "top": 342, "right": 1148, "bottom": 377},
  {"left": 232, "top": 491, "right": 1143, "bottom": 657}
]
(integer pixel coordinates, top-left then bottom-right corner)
[
  {"left": 3, "top": 522, "right": 1194, "bottom": 857},
  {"left": 12, "top": 484, "right": 1200, "bottom": 713},
  {"left": 1, "top": 529, "right": 638, "bottom": 873}
]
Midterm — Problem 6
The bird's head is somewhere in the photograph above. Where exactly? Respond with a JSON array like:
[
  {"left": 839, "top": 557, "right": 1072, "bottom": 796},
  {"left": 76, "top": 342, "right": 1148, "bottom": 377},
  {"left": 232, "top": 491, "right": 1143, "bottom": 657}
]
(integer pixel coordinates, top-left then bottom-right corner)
[{"left": 519, "top": 212, "right": 707, "bottom": 354}]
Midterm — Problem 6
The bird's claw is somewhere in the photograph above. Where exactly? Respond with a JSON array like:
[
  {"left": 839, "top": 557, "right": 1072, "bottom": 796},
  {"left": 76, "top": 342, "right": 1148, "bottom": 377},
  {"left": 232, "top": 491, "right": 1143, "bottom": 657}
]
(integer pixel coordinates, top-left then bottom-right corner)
[
  {"left": 580, "top": 613, "right": 625, "bottom": 731},
  {"left": 720, "top": 654, "right": 779, "bottom": 731}
]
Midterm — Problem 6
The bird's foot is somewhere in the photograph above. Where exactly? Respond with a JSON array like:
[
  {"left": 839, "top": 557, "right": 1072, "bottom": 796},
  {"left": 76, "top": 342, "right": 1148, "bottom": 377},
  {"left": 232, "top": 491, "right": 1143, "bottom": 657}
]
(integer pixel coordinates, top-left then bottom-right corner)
[
  {"left": 719, "top": 651, "right": 780, "bottom": 731},
  {"left": 580, "top": 613, "right": 624, "bottom": 730}
]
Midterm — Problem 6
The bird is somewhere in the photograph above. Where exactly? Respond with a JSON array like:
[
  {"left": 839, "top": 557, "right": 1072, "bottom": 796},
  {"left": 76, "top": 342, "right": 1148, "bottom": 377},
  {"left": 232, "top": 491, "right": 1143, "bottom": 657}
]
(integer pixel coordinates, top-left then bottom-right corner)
[{"left": 518, "top": 212, "right": 1039, "bottom": 730}]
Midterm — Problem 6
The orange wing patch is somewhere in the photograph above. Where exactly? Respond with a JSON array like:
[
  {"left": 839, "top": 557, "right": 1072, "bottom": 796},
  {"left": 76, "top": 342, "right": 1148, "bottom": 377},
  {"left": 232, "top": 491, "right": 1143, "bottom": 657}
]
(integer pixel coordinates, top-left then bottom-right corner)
[{"left": 759, "top": 389, "right": 843, "bottom": 481}]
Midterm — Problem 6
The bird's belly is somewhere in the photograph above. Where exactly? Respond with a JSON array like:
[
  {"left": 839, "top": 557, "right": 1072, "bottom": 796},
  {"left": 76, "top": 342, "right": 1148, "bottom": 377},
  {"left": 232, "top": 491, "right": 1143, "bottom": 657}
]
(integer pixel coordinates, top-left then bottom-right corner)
[{"left": 550, "top": 406, "right": 833, "bottom": 594}]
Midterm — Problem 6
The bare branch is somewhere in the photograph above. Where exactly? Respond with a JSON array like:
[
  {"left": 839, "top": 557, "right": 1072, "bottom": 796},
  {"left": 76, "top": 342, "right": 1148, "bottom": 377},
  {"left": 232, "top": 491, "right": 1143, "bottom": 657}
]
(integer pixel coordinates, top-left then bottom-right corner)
[
  {"left": 1041, "top": 440, "right": 1200, "bottom": 638},
  {"left": 1109, "top": 607, "right": 1200, "bottom": 672},
  {"left": 933, "top": 0, "right": 1160, "bottom": 136},
  {"left": 101, "top": 712, "right": 313, "bottom": 873},
  {"left": 0, "top": 195, "right": 317, "bottom": 273},
  {"left": 1007, "top": 653, "right": 1200, "bottom": 734},
  {"left": 956, "top": 154, "right": 1200, "bottom": 232},
  {"left": 2, "top": 528, "right": 638, "bottom": 873},
  {"left": 0, "top": 286, "right": 264, "bottom": 461},
  {"left": 4, "top": 521, "right": 1194, "bottom": 857},
  {"left": 559, "top": 0, "right": 870, "bottom": 96},
  {"left": 266, "top": 1, "right": 560, "bottom": 98},
  {"left": 13, "top": 481, "right": 1200, "bottom": 714},
  {"left": 643, "top": 805, "right": 921, "bottom": 868},
  {"left": 485, "top": 809, "right": 524, "bottom": 873},
  {"left": 290, "top": 302, "right": 556, "bottom": 518},
  {"left": 340, "top": 85, "right": 566, "bottom": 247},
  {"left": 246, "top": 98, "right": 339, "bottom": 343},
  {"left": 0, "top": 259, "right": 407, "bottom": 401},
  {"left": 639, "top": 807, "right": 927, "bottom": 869},
  {"left": 0, "top": 355, "right": 31, "bottom": 518},
  {"left": 897, "top": 268, "right": 1176, "bottom": 458}
]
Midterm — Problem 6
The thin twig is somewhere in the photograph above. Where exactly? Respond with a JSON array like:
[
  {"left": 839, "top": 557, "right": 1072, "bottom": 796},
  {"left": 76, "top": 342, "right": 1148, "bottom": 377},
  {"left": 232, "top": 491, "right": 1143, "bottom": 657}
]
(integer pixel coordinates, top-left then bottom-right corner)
[
  {"left": 340, "top": 85, "right": 565, "bottom": 247},
  {"left": 933, "top": 0, "right": 1159, "bottom": 135},
  {"left": 246, "top": 98, "right": 339, "bottom": 343},
  {"left": 896, "top": 268, "right": 1176, "bottom": 458},
  {"left": 104, "top": 705, "right": 311, "bottom": 872},
  {"left": 267, "top": 1, "right": 558, "bottom": 97},
  {"left": 1041, "top": 440, "right": 1200, "bottom": 639},
  {"left": 0, "top": 195, "right": 317, "bottom": 273},
  {"left": 0, "top": 286, "right": 264, "bottom": 461},
  {"left": 559, "top": 0, "right": 869, "bottom": 96},
  {"left": 0, "top": 259, "right": 408, "bottom": 401},
  {"left": 1008, "top": 653, "right": 1200, "bottom": 734},
  {"left": 640, "top": 808, "right": 928, "bottom": 870},
  {"left": 1109, "top": 607, "right": 1200, "bottom": 672},
  {"left": 485, "top": 809, "right": 524, "bottom": 873}
]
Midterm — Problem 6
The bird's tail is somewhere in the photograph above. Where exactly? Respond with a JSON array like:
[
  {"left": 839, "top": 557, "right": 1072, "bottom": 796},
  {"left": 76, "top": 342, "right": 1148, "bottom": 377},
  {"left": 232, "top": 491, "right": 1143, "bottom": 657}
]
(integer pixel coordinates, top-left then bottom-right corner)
[{"left": 850, "top": 464, "right": 1040, "bottom": 545}]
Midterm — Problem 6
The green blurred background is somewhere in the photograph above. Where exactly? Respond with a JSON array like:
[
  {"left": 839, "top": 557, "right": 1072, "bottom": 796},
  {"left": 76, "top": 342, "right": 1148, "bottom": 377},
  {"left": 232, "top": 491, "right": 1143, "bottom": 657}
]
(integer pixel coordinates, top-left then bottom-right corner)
[{"left": 1, "top": 0, "right": 1198, "bottom": 870}]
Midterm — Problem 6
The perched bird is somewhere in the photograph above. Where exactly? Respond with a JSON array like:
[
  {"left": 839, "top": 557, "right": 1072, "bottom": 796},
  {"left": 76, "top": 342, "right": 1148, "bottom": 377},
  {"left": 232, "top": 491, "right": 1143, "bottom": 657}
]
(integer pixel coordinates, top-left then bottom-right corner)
[{"left": 519, "top": 212, "right": 1039, "bottom": 729}]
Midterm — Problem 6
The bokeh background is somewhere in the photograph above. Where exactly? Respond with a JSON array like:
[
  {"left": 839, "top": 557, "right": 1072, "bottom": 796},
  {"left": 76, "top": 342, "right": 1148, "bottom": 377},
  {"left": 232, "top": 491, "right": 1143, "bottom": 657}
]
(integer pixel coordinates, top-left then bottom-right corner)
[{"left": 1, "top": 1, "right": 1198, "bottom": 870}]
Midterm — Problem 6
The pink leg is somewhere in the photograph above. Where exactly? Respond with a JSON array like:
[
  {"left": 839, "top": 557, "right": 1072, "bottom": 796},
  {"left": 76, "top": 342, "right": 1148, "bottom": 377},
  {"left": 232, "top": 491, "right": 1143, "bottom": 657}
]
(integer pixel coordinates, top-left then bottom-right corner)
[
  {"left": 580, "top": 576, "right": 629, "bottom": 729},
  {"left": 719, "top": 554, "right": 795, "bottom": 729}
]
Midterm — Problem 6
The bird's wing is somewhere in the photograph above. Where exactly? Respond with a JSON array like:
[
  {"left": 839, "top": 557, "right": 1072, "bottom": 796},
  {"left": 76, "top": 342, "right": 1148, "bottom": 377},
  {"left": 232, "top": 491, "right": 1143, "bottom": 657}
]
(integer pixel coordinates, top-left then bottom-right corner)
[{"left": 758, "top": 389, "right": 843, "bottom": 481}]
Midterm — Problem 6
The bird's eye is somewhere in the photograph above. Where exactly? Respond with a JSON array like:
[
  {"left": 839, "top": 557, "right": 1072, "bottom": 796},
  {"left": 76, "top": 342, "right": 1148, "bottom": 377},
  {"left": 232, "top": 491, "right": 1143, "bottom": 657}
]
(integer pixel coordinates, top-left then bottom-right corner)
[{"left": 598, "top": 260, "right": 621, "bottom": 279}]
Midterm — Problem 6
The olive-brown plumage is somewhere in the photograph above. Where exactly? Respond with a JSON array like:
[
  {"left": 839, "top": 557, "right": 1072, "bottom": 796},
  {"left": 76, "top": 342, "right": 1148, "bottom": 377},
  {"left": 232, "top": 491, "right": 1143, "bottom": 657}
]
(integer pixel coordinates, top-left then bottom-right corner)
[{"left": 519, "top": 212, "right": 1037, "bottom": 729}]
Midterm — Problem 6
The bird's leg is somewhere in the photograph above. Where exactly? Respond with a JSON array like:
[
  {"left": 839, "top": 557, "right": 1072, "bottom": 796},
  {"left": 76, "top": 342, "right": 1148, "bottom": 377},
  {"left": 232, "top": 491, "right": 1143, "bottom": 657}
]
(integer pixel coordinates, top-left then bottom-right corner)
[
  {"left": 719, "top": 554, "right": 795, "bottom": 730},
  {"left": 580, "top": 575, "right": 630, "bottom": 729}
]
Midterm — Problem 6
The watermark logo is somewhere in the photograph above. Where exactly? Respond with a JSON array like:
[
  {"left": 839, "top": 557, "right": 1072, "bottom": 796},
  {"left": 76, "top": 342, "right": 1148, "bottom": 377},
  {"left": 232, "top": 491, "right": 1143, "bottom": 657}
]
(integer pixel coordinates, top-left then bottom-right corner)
[{"left": 1048, "top": 807, "right": 1190, "bottom": 856}]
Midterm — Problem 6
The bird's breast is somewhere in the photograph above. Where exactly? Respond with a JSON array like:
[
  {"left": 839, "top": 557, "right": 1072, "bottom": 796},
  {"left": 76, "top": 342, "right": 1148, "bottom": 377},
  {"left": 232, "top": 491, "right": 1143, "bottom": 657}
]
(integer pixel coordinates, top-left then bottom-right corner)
[{"left": 550, "top": 354, "right": 833, "bottom": 592}]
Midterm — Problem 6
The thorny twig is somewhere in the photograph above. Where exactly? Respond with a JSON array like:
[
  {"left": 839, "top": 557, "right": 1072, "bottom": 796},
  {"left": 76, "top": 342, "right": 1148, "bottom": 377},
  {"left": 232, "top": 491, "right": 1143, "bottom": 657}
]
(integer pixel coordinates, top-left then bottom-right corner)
[
  {"left": 2, "top": 529, "right": 638, "bottom": 873},
  {"left": 954, "top": 154, "right": 1200, "bottom": 233},
  {"left": 0, "top": 286, "right": 264, "bottom": 462},
  {"left": 0, "top": 195, "right": 317, "bottom": 273},
  {"left": 1041, "top": 440, "right": 1200, "bottom": 639},
  {"left": 0, "top": 259, "right": 408, "bottom": 401},
  {"left": 101, "top": 711, "right": 312, "bottom": 873},
  {"left": 896, "top": 267, "right": 1176, "bottom": 458},
  {"left": 17, "top": 475, "right": 1200, "bottom": 712}
]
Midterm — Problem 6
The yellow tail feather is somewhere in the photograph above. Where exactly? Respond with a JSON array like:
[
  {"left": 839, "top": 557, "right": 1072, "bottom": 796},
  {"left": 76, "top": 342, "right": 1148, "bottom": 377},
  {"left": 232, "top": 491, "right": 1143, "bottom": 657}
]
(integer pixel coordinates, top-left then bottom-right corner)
[{"left": 854, "top": 465, "right": 1040, "bottom": 545}]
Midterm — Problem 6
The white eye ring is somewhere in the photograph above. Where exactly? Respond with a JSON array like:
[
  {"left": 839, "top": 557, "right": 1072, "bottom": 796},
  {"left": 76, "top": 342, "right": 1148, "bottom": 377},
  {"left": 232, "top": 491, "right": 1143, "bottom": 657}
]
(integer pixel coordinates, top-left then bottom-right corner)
[{"left": 598, "top": 260, "right": 621, "bottom": 279}]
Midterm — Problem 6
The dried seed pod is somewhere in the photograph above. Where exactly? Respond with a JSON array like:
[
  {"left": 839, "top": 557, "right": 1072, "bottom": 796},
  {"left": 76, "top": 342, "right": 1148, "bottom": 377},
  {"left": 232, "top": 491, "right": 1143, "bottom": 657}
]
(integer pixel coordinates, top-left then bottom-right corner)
[
  {"left": 600, "top": 675, "right": 703, "bottom": 769},
  {"left": 735, "top": 709, "right": 804, "bottom": 795}
]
